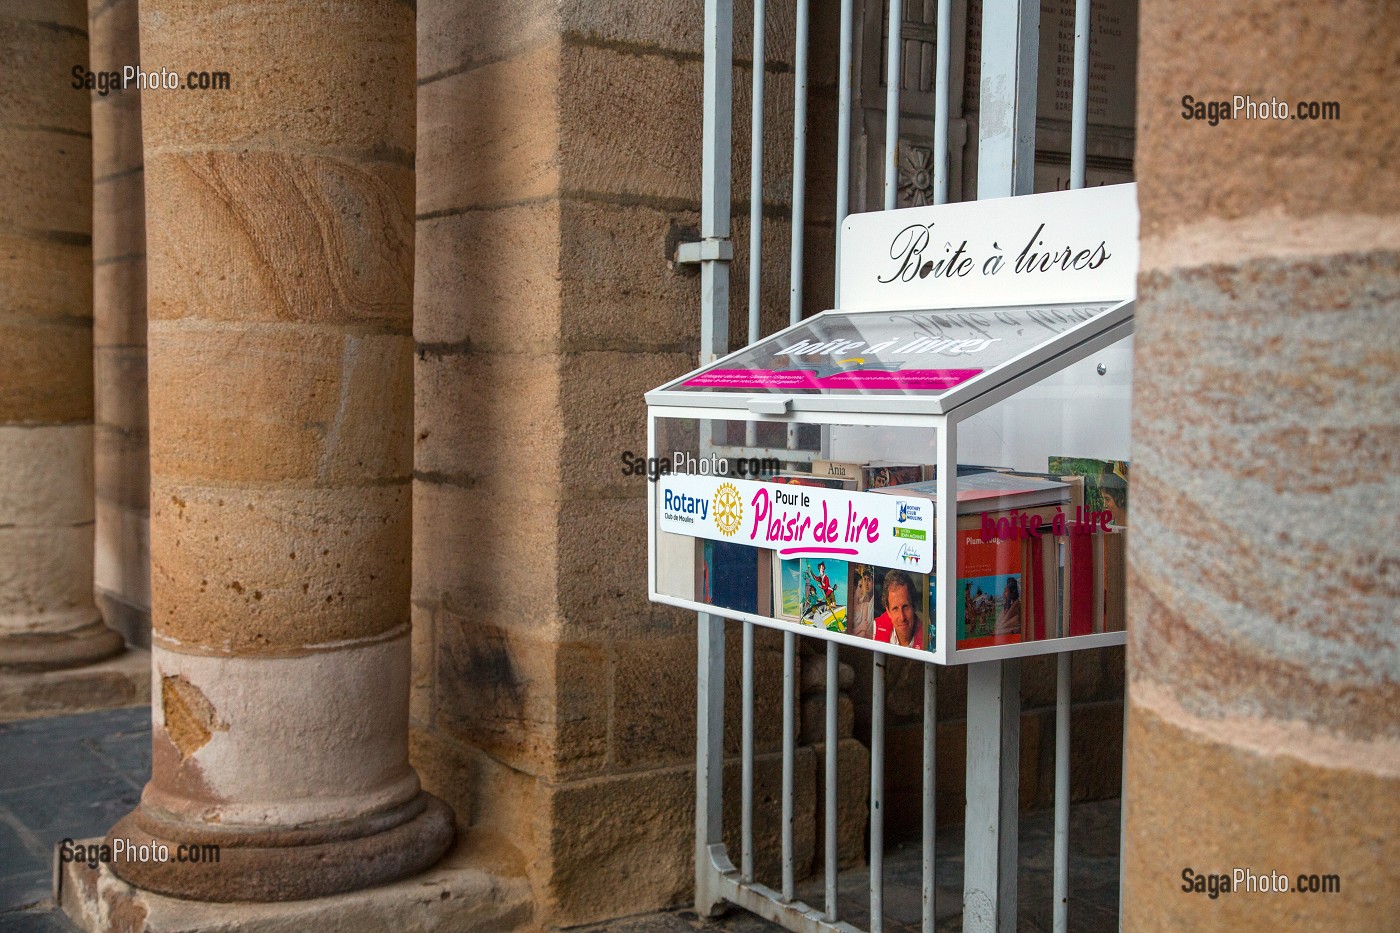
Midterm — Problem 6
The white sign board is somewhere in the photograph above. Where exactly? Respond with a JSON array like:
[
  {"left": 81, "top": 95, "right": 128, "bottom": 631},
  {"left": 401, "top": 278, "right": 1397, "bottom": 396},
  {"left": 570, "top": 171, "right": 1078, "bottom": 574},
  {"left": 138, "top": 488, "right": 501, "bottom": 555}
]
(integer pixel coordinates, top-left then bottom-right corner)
[
  {"left": 839, "top": 183, "right": 1138, "bottom": 312},
  {"left": 656, "top": 474, "right": 934, "bottom": 574}
]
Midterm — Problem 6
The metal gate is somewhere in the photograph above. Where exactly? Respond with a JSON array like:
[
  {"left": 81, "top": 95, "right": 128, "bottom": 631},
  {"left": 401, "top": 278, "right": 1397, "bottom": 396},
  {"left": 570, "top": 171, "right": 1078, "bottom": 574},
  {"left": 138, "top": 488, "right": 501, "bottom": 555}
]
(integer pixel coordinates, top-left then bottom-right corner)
[{"left": 683, "top": 1, "right": 1125, "bottom": 931}]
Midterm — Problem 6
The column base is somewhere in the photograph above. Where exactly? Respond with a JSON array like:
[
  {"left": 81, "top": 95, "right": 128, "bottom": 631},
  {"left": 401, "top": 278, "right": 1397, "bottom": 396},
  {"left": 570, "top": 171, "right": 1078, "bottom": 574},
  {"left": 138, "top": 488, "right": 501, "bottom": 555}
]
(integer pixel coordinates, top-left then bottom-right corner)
[
  {"left": 106, "top": 791, "right": 455, "bottom": 903},
  {"left": 0, "top": 646, "right": 150, "bottom": 721},
  {"left": 0, "top": 620, "right": 126, "bottom": 674}
]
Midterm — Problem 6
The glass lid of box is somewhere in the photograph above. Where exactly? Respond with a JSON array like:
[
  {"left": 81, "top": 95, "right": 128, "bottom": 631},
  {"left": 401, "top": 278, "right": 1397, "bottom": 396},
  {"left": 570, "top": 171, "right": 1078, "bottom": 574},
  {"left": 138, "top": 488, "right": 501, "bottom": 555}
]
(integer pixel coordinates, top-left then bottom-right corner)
[
  {"left": 664, "top": 301, "right": 1121, "bottom": 398},
  {"left": 650, "top": 184, "right": 1139, "bottom": 414}
]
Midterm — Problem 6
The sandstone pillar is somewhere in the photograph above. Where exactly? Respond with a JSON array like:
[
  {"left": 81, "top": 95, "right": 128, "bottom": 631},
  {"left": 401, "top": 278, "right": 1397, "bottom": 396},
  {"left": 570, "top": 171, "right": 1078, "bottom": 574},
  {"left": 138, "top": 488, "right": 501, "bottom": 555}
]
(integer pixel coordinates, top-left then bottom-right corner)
[
  {"left": 0, "top": 1, "right": 124, "bottom": 672},
  {"left": 89, "top": 0, "right": 150, "bottom": 648},
  {"left": 106, "top": 0, "right": 452, "bottom": 900},
  {"left": 1123, "top": 1, "right": 1399, "bottom": 928}
]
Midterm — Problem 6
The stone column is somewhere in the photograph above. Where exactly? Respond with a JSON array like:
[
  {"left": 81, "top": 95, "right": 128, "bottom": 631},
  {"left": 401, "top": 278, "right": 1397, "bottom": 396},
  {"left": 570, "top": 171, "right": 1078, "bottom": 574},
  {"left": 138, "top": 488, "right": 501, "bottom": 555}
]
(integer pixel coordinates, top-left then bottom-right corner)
[
  {"left": 0, "top": 1, "right": 124, "bottom": 672},
  {"left": 1123, "top": 1, "right": 1399, "bottom": 928},
  {"left": 89, "top": 0, "right": 151, "bottom": 649},
  {"left": 106, "top": 0, "right": 452, "bottom": 901}
]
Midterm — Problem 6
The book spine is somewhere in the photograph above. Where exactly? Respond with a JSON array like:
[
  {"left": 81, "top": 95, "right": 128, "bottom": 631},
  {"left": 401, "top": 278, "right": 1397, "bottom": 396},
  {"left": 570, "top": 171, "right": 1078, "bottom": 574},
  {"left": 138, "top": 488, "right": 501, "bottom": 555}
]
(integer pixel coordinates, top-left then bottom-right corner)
[
  {"left": 1104, "top": 529, "right": 1127, "bottom": 632},
  {"left": 1092, "top": 532, "right": 1106, "bottom": 634},
  {"left": 1067, "top": 533, "right": 1095, "bottom": 637}
]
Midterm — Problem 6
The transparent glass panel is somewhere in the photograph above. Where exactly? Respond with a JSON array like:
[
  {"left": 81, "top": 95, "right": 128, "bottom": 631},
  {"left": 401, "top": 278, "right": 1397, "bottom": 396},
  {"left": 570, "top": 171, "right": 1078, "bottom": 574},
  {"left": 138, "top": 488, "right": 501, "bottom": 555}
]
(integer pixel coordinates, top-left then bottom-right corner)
[
  {"left": 951, "top": 333, "right": 1132, "bottom": 652},
  {"left": 667, "top": 302, "right": 1118, "bottom": 396},
  {"left": 653, "top": 416, "right": 943, "bottom": 658}
]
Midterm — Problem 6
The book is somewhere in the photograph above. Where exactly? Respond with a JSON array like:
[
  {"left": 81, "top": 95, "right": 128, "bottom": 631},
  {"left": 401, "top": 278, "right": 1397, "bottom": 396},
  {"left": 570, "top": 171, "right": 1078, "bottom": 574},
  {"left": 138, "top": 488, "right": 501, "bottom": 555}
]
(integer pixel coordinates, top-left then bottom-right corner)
[
  {"left": 813, "top": 460, "right": 930, "bottom": 490},
  {"left": 871, "top": 471, "right": 1072, "bottom": 515},
  {"left": 1103, "top": 528, "right": 1126, "bottom": 633},
  {"left": 848, "top": 563, "right": 928, "bottom": 648},
  {"left": 798, "top": 557, "right": 848, "bottom": 632},
  {"left": 1047, "top": 457, "right": 1129, "bottom": 526},
  {"left": 1065, "top": 533, "right": 1095, "bottom": 637},
  {"left": 655, "top": 530, "right": 697, "bottom": 599},
  {"left": 954, "top": 525, "right": 1026, "bottom": 649},
  {"left": 773, "top": 557, "right": 803, "bottom": 622},
  {"left": 872, "top": 474, "right": 1067, "bottom": 651},
  {"left": 769, "top": 472, "right": 858, "bottom": 490},
  {"left": 863, "top": 461, "right": 928, "bottom": 489},
  {"left": 698, "top": 540, "right": 771, "bottom": 616},
  {"left": 811, "top": 460, "right": 864, "bottom": 484}
]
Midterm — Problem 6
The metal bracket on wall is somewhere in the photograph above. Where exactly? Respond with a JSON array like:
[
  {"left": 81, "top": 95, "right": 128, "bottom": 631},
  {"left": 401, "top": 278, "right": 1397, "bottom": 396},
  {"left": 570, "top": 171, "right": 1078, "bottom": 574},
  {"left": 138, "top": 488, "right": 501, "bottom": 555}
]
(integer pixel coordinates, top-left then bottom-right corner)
[{"left": 675, "top": 236, "right": 735, "bottom": 264}]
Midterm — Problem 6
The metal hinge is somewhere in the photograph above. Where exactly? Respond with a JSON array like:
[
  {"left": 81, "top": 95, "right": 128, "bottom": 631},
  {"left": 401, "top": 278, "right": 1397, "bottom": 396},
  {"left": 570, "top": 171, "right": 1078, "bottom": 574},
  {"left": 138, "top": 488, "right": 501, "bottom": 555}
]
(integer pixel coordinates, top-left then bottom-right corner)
[{"left": 674, "top": 236, "right": 734, "bottom": 264}]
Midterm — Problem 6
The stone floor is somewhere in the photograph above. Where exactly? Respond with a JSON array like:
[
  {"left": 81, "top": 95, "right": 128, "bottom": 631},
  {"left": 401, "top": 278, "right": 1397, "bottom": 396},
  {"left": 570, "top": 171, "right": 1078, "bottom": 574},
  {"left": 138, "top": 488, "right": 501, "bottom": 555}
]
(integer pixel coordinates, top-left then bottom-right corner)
[{"left": 1, "top": 708, "right": 1120, "bottom": 931}]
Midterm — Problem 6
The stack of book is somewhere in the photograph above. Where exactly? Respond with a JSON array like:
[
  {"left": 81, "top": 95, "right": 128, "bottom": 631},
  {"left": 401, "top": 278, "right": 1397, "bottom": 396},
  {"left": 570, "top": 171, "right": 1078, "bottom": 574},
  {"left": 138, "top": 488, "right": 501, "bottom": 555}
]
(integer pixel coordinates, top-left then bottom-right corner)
[{"left": 655, "top": 460, "right": 1127, "bottom": 651}]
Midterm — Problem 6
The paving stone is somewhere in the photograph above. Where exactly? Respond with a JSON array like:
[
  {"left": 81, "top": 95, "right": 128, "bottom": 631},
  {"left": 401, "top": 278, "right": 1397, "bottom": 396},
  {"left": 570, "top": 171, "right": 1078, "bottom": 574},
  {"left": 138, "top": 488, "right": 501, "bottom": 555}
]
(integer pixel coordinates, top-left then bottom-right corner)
[
  {"left": 0, "top": 909, "right": 79, "bottom": 931},
  {"left": 0, "top": 708, "right": 1122, "bottom": 932},
  {"left": 0, "top": 868, "right": 51, "bottom": 914},
  {"left": 0, "top": 777, "right": 142, "bottom": 851}
]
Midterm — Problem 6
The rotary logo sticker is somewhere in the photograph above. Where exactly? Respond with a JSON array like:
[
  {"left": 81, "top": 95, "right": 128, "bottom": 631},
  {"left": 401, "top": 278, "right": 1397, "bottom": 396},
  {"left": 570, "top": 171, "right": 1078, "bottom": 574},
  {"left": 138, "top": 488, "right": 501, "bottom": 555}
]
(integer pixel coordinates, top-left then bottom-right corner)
[{"left": 712, "top": 482, "right": 743, "bottom": 536}]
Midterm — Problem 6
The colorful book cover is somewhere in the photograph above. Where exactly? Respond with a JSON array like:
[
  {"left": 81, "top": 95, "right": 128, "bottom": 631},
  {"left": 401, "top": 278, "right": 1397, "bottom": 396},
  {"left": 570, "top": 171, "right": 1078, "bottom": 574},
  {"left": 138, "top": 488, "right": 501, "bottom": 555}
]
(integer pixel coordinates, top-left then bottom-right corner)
[
  {"left": 774, "top": 557, "right": 803, "bottom": 621},
  {"left": 954, "top": 526, "right": 1024, "bottom": 649},
  {"left": 870, "top": 567, "right": 928, "bottom": 649},
  {"left": 699, "top": 540, "right": 770, "bottom": 616},
  {"left": 926, "top": 574, "right": 937, "bottom": 651},
  {"left": 1048, "top": 457, "right": 1129, "bottom": 526},
  {"left": 799, "top": 557, "right": 848, "bottom": 632},
  {"left": 863, "top": 462, "right": 926, "bottom": 489},
  {"left": 846, "top": 563, "right": 877, "bottom": 639}
]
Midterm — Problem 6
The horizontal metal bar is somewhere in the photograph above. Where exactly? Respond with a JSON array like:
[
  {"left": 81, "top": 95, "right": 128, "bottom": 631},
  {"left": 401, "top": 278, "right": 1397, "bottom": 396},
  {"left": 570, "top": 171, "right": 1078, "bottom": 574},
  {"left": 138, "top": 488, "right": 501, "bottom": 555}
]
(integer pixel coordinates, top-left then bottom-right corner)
[
  {"left": 651, "top": 592, "right": 1127, "bottom": 665},
  {"left": 703, "top": 843, "right": 864, "bottom": 933}
]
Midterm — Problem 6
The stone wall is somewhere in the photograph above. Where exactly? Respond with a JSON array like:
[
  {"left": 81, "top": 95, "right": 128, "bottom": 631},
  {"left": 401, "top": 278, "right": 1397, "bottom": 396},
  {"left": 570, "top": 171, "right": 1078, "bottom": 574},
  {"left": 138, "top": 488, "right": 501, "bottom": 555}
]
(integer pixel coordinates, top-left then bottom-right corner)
[
  {"left": 409, "top": 1, "right": 858, "bottom": 925},
  {"left": 1122, "top": 0, "right": 1400, "bottom": 927}
]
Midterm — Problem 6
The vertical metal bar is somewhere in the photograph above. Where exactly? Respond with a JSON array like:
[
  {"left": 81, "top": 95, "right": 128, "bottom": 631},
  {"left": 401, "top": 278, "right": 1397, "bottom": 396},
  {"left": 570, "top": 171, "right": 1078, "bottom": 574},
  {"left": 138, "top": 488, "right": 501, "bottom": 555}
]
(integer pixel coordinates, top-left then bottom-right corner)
[
  {"left": 870, "top": 653, "right": 887, "bottom": 932},
  {"left": 923, "top": 9, "right": 952, "bottom": 925},
  {"left": 976, "top": 0, "right": 1040, "bottom": 198},
  {"left": 1069, "top": 0, "right": 1091, "bottom": 191},
  {"left": 748, "top": 0, "right": 767, "bottom": 344},
  {"left": 932, "top": 0, "right": 953, "bottom": 205},
  {"left": 964, "top": 659, "right": 1022, "bottom": 933},
  {"left": 1065, "top": 86, "right": 1091, "bottom": 933},
  {"left": 695, "top": 614, "right": 727, "bottom": 916},
  {"left": 833, "top": 0, "right": 854, "bottom": 300},
  {"left": 781, "top": 631, "right": 797, "bottom": 901},
  {"left": 695, "top": 1, "right": 732, "bottom": 920},
  {"left": 787, "top": 0, "right": 809, "bottom": 450},
  {"left": 788, "top": 0, "right": 810, "bottom": 326},
  {"left": 963, "top": 4, "right": 1037, "bottom": 929},
  {"left": 921, "top": 665, "right": 937, "bottom": 933},
  {"left": 1118, "top": 683, "right": 1129, "bottom": 933},
  {"left": 741, "top": 621, "right": 755, "bottom": 882},
  {"left": 700, "top": 0, "right": 733, "bottom": 363},
  {"left": 883, "top": 0, "right": 904, "bottom": 210},
  {"left": 1053, "top": 652, "right": 1071, "bottom": 933},
  {"left": 745, "top": 0, "right": 766, "bottom": 449},
  {"left": 824, "top": 642, "right": 839, "bottom": 920}
]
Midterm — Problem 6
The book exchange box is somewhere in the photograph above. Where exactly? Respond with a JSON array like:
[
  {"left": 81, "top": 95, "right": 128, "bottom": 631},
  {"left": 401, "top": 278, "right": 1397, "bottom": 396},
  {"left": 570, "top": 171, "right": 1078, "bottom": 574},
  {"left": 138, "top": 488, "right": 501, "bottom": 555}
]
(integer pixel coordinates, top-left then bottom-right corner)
[{"left": 646, "top": 184, "right": 1138, "bottom": 664}]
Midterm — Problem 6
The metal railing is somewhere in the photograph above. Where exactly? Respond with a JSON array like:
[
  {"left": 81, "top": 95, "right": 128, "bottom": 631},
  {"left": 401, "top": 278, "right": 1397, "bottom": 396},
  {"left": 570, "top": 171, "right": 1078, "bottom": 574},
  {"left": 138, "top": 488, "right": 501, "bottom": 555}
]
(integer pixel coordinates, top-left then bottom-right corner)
[{"left": 691, "top": 1, "right": 1108, "bottom": 931}]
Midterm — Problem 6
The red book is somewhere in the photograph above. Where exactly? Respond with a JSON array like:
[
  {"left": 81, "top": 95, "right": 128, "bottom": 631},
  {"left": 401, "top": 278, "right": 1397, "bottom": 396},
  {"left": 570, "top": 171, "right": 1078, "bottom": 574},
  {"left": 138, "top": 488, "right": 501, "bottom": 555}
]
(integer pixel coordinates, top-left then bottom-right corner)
[
  {"left": 1067, "top": 532, "right": 1095, "bottom": 637},
  {"left": 1028, "top": 534, "right": 1047, "bottom": 641}
]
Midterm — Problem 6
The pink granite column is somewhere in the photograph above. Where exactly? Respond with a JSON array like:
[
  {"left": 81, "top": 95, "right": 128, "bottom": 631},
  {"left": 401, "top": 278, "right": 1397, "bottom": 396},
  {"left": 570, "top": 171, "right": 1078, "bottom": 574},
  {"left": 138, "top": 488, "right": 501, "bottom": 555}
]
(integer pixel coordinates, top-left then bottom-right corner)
[{"left": 1123, "top": 0, "right": 1399, "bottom": 927}]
